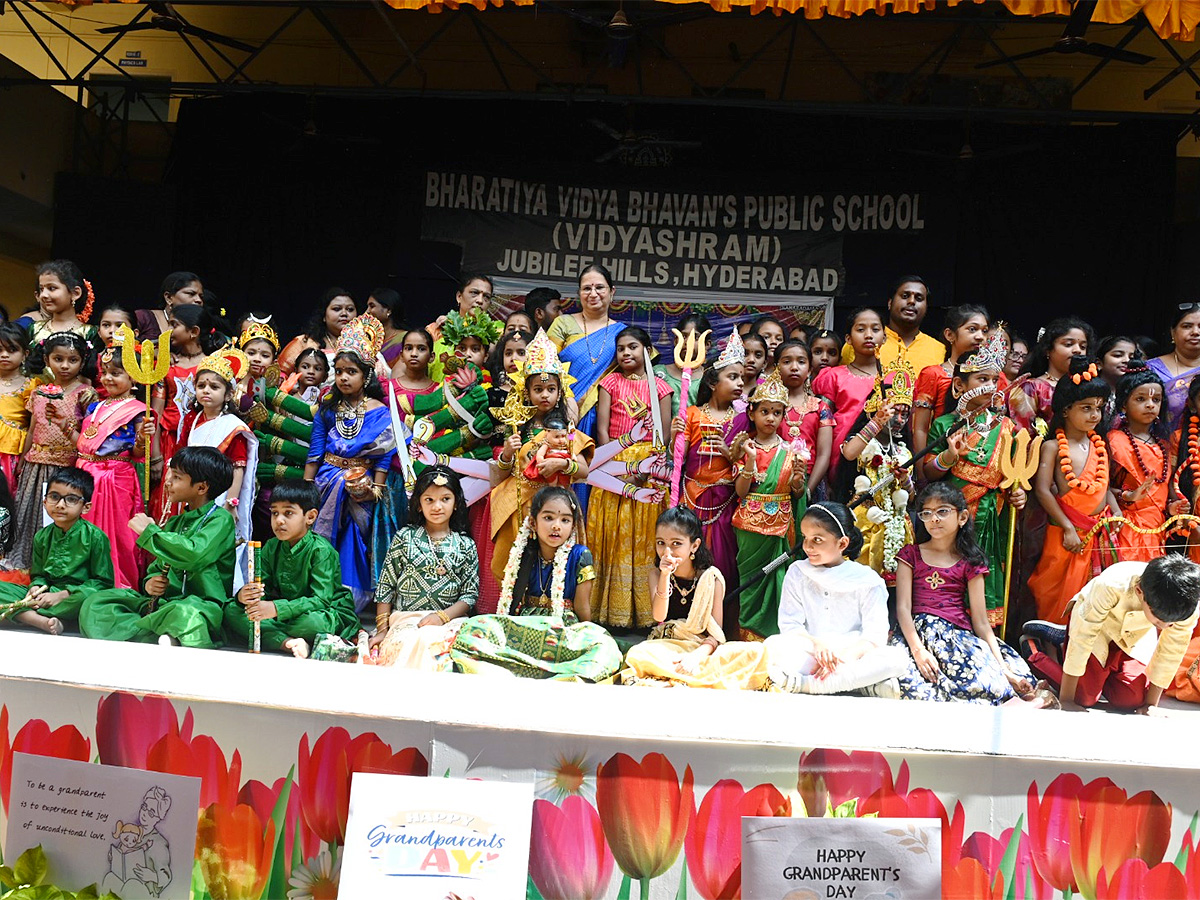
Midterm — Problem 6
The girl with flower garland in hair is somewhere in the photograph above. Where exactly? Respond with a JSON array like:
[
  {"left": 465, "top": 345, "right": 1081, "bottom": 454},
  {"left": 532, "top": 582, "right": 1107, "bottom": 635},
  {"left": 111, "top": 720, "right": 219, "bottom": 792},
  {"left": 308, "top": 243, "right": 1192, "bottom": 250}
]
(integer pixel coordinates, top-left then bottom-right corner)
[
  {"left": 285, "top": 347, "right": 329, "bottom": 406},
  {"left": 1027, "top": 357, "right": 1117, "bottom": 625},
  {"left": 0, "top": 325, "right": 33, "bottom": 495},
  {"left": 78, "top": 346, "right": 155, "bottom": 589},
  {"left": 373, "top": 467, "right": 478, "bottom": 668},
  {"left": 623, "top": 507, "right": 767, "bottom": 689},
  {"left": 923, "top": 332, "right": 1027, "bottom": 629},
  {"left": 671, "top": 330, "right": 747, "bottom": 622},
  {"left": 734, "top": 368, "right": 807, "bottom": 640},
  {"left": 763, "top": 502, "right": 907, "bottom": 697},
  {"left": 1007, "top": 316, "right": 1093, "bottom": 434},
  {"left": 1107, "top": 360, "right": 1187, "bottom": 562},
  {"left": 23, "top": 260, "right": 99, "bottom": 374},
  {"left": 588, "top": 326, "right": 672, "bottom": 628},
  {"left": 808, "top": 329, "right": 842, "bottom": 379},
  {"left": 3, "top": 333, "right": 96, "bottom": 573},
  {"left": 451, "top": 486, "right": 622, "bottom": 681},
  {"left": 149, "top": 304, "right": 220, "bottom": 520},
  {"left": 911, "top": 304, "right": 991, "bottom": 456},
  {"left": 175, "top": 348, "right": 259, "bottom": 589},
  {"left": 893, "top": 482, "right": 1051, "bottom": 706},
  {"left": 839, "top": 360, "right": 915, "bottom": 585},
  {"left": 305, "top": 315, "right": 396, "bottom": 611}
]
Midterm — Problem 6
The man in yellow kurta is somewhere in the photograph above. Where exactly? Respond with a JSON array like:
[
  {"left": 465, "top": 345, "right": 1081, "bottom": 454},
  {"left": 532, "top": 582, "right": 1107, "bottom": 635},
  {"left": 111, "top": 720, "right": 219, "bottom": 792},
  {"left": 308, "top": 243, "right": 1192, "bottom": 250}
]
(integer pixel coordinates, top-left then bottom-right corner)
[{"left": 841, "top": 276, "right": 945, "bottom": 372}]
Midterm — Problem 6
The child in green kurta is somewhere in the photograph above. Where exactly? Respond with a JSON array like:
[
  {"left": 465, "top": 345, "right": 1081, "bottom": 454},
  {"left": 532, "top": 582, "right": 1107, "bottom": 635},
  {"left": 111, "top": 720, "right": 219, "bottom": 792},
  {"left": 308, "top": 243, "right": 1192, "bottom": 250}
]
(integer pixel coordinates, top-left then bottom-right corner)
[
  {"left": 79, "top": 446, "right": 235, "bottom": 648},
  {"left": 224, "top": 479, "right": 358, "bottom": 658},
  {"left": 0, "top": 468, "right": 114, "bottom": 634}
]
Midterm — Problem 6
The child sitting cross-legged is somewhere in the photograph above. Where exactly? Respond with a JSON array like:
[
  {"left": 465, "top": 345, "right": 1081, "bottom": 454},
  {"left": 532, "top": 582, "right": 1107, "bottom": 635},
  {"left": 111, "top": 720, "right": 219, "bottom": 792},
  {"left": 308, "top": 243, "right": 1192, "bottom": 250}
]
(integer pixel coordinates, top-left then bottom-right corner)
[
  {"left": 0, "top": 467, "right": 114, "bottom": 635},
  {"left": 223, "top": 479, "right": 359, "bottom": 659},
  {"left": 80, "top": 446, "right": 235, "bottom": 648}
]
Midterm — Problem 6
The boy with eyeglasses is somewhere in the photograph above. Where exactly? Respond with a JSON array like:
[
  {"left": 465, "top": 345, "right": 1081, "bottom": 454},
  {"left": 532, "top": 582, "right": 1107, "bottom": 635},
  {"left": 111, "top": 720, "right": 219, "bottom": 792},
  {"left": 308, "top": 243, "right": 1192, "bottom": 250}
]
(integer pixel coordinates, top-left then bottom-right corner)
[{"left": 0, "top": 467, "right": 113, "bottom": 635}]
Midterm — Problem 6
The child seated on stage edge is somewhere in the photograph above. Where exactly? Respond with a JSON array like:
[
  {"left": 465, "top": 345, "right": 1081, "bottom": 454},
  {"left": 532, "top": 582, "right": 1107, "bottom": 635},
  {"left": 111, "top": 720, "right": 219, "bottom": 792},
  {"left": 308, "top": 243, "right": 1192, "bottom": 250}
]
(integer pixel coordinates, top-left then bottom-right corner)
[
  {"left": 224, "top": 479, "right": 359, "bottom": 659},
  {"left": 1024, "top": 555, "right": 1200, "bottom": 713},
  {"left": 0, "top": 468, "right": 113, "bottom": 635},
  {"left": 80, "top": 446, "right": 236, "bottom": 649},
  {"left": 763, "top": 502, "right": 907, "bottom": 697}
]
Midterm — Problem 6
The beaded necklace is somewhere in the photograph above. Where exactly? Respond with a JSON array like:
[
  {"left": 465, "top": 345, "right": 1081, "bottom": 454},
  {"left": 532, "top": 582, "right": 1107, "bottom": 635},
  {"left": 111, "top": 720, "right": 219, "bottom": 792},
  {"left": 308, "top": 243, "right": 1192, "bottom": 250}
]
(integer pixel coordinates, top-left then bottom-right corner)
[
  {"left": 1055, "top": 429, "right": 1107, "bottom": 494},
  {"left": 335, "top": 399, "right": 366, "bottom": 439},
  {"left": 1120, "top": 424, "right": 1168, "bottom": 485}
]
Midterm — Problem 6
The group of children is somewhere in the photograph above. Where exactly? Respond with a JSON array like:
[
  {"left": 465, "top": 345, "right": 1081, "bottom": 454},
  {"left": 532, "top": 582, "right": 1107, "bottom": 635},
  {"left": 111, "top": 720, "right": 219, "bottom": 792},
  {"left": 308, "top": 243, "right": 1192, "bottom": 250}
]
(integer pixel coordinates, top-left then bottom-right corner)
[{"left": 2, "top": 258, "right": 1198, "bottom": 714}]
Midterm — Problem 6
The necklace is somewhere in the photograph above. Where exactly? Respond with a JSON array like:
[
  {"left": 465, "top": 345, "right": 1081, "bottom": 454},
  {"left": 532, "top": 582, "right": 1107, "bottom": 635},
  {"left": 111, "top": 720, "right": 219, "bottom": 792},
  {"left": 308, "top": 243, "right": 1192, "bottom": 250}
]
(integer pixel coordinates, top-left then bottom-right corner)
[
  {"left": 1121, "top": 424, "right": 1168, "bottom": 485},
  {"left": 81, "top": 397, "right": 132, "bottom": 439},
  {"left": 582, "top": 315, "right": 610, "bottom": 365},
  {"left": 848, "top": 363, "right": 875, "bottom": 378},
  {"left": 703, "top": 403, "right": 734, "bottom": 426},
  {"left": 670, "top": 574, "right": 695, "bottom": 606},
  {"left": 750, "top": 435, "right": 780, "bottom": 452},
  {"left": 427, "top": 531, "right": 451, "bottom": 577},
  {"left": 1055, "top": 429, "right": 1107, "bottom": 494},
  {"left": 335, "top": 399, "right": 366, "bottom": 439},
  {"left": 530, "top": 555, "right": 554, "bottom": 607}
]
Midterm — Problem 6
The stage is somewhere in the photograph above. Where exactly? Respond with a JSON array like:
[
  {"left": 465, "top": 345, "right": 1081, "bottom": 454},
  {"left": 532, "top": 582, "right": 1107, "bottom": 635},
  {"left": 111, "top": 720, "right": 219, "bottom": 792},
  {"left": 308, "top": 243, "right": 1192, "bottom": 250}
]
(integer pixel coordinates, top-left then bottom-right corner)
[{"left": 1, "top": 630, "right": 1198, "bottom": 898}]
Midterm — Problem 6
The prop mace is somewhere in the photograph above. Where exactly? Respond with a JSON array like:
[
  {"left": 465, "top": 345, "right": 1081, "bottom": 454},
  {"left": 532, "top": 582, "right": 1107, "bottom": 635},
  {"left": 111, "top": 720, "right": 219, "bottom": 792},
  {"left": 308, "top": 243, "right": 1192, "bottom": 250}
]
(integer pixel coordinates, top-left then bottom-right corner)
[
  {"left": 247, "top": 540, "right": 262, "bottom": 653},
  {"left": 669, "top": 328, "right": 710, "bottom": 507},
  {"left": 118, "top": 325, "right": 170, "bottom": 512},
  {"left": 997, "top": 428, "right": 1042, "bottom": 633}
]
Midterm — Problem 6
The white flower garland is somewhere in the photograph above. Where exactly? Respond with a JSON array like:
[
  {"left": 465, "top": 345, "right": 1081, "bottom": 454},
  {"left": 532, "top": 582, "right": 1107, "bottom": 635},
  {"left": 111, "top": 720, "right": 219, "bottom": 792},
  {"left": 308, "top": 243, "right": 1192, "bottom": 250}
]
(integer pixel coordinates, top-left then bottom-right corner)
[
  {"left": 857, "top": 437, "right": 911, "bottom": 574},
  {"left": 496, "top": 513, "right": 577, "bottom": 618}
]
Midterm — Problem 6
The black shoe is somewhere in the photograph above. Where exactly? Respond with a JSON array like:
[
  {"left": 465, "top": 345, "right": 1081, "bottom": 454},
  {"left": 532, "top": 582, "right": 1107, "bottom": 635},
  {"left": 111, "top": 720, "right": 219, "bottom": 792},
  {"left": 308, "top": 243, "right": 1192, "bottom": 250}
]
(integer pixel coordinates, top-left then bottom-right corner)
[{"left": 1022, "top": 620, "right": 1067, "bottom": 649}]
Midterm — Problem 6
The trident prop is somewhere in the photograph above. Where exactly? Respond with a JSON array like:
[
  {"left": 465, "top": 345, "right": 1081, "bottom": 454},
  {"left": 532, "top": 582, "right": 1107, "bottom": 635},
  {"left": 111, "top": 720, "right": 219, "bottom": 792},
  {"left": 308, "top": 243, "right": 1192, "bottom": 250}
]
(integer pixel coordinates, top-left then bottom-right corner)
[
  {"left": 997, "top": 428, "right": 1042, "bottom": 633},
  {"left": 118, "top": 325, "right": 170, "bottom": 512},
  {"left": 669, "top": 328, "right": 710, "bottom": 506}
]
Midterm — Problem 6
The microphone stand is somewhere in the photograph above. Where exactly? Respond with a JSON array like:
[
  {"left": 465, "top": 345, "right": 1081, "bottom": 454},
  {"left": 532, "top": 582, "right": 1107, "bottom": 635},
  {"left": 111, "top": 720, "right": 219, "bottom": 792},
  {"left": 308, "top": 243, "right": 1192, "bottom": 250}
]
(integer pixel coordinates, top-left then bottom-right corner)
[{"left": 724, "top": 415, "right": 975, "bottom": 608}]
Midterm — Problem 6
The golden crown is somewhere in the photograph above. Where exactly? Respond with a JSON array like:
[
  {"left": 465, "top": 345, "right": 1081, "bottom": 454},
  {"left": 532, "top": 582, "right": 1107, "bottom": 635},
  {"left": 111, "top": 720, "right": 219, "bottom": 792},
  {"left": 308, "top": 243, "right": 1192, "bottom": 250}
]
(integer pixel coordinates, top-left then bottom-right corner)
[
  {"left": 865, "top": 358, "right": 916, "bottom": 414},
  {"left": 516, "top": 329, "right": 576, "bottom": 395},
  {"left": 198, "top": 347, "right": 250, "bottom": 384},
  {"left": 335, "top": 314, "right": 384, "bottom": 364},
  {"left": 749, "top": 367, "right": 788, "bottom": 405},
  {"left": 239, "top": 321, "right": 280, "bottom": 352}
]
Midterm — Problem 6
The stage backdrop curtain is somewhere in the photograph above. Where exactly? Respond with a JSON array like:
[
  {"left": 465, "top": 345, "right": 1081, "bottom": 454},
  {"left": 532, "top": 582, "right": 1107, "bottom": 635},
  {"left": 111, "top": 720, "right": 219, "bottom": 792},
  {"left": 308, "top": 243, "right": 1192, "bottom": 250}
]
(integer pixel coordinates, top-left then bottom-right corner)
[{"left": 52, "top": 0, "right": 1200, "bottom": 41}]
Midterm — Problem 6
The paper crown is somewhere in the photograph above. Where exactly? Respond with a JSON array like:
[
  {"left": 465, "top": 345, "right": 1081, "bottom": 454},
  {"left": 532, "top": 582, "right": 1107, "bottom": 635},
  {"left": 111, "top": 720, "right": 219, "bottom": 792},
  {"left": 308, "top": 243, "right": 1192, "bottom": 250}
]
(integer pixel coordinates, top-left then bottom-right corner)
[
  {"left": 335, "top": 314, "right": 385, "bottom": 363},
  {"left": 749, "top": 367, "right": 788, "bottom": 405},
  {"left": 441, "top": 309, "right": 503, "bottom": 349},
  {"left": 239, "top": 320, "right": 280, "bottom": 352},
  {"left": 198, "top": 347, "right": 250, "bottom": 384},
  {"left": 865, "top": 358, "right": 917, "bottom": 414},
  {"left": 714, "top": 330, "right": 746, "bottom": 370},
  {"left": 959, "top": 329, "right": 1008, "bottom": 375}
]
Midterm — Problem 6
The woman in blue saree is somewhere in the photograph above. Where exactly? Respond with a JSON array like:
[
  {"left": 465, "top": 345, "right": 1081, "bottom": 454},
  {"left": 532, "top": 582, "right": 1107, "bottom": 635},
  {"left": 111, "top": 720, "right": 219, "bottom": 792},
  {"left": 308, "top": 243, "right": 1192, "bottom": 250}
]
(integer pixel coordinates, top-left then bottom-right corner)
[
  {"left": 546, "top": 263, "right": 625, "bottom": 510},
  {"left": 305, "top": 315, "right": 397, "bottom": 611}
]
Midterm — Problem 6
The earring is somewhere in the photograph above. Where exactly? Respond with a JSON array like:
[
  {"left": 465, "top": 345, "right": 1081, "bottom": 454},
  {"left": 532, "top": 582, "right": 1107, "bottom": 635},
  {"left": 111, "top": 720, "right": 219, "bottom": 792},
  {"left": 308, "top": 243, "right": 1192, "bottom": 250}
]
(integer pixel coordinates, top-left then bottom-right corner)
[{"left": 690, "top": 551, "right": 695, "bottom": 560}]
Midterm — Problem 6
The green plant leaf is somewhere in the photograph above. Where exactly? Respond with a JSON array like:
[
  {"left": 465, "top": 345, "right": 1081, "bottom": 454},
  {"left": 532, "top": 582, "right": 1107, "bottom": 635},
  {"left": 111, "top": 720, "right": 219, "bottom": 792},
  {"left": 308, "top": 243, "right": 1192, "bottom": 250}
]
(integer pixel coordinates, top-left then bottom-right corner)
[
  {"left": 675, "top": 857, "right": 688, "bottom": 900},
  {"left": 997, "top": 813, "right": 1024, "bottom": 900},
  {"left": 832, "top": 798, "right": 858, "bottom": 818},
  {"left": 260, "top": 767, "right": 295, "bottom": 900},
  {"left": 73, "top": 885, "right": 99, "bottom": 899},
  {"left": 617, "top": 874, "right": 631, "bottom": 900},
  {"left": 1175, "top": 811, "right": 1199, "bottom": 872},
  {"left": 190, "top": 859, "right": 210, "bottom": 900},
  {"left": 13, "top": 847, "right": 47, "bottom": 888},
  {"left": 0, "top": 866, "right": 18, "bottom": 890},
  {"left": 527, "top": 871, "right": 544, "bottom": 900}
]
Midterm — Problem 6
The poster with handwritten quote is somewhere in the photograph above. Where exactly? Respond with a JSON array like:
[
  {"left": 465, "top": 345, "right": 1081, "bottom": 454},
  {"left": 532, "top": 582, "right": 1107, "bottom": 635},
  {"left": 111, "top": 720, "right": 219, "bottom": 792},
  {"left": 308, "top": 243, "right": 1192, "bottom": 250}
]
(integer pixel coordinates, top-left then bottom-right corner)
[
  {"left": 339, "top": 772, "right": 533, "bottom": 899},
  {"left": 5, "top": 753, "right": 200, "bottom": 899},
  {"left": 741, "top": 817, "right": 941, "bottom": 900}
]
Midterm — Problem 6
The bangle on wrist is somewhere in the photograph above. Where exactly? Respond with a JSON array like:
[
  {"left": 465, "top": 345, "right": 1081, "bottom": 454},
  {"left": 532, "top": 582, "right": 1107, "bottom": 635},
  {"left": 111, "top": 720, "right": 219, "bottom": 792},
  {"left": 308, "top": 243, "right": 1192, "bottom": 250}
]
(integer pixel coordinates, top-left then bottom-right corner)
[
  {"left": 436, "top": 609, "right": 451, "bottom": 624},
  {"left": 497, "top": 454, "right": 514, "bottom": 470}
]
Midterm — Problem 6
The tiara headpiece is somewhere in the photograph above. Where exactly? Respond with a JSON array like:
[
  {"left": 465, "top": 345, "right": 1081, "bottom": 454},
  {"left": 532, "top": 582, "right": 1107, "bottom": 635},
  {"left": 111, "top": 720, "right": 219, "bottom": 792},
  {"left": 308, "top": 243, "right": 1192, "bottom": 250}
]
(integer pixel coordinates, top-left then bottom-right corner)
[
  {"left": 749, "top": 367, "right": 788, "bottom": 405},
  {"left": 335, "top": 314, "right": 385, "bottom": 364},
  {"left": 713, "top": 329, "right": 746, "bottom": 370},
  {"left": 959, "top": 329, "right": 1008, "bottom": 375}
]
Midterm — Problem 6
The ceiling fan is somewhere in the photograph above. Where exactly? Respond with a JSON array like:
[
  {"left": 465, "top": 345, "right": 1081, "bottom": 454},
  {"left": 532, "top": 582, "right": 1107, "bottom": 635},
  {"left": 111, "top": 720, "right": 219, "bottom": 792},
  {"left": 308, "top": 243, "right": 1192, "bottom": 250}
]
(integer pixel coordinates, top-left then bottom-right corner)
[
  {"left": 97, "top": 2, "right": 256, "bottom": 54},
  {"left": 976, "top": 0, "right": 1153, "bottom": 70}
]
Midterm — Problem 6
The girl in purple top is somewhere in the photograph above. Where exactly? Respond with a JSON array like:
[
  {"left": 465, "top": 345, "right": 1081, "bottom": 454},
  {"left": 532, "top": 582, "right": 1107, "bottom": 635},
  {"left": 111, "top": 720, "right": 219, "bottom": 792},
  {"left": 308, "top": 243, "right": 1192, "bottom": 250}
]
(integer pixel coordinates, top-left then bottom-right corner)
[{"left": 892, "top": 482, "right": 1047, "bottom": 706}]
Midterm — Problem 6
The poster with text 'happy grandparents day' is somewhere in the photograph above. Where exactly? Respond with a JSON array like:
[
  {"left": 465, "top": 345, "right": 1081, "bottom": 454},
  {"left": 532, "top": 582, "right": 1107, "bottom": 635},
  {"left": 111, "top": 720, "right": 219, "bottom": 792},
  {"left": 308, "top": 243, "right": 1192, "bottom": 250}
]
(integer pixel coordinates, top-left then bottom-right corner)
[
  {"left": 5, "top": 753, "right": 201, "bottom": 900},
  {"left": 742, "top": 817, "right": 942, "bottom": 900},
  {"left": 339, "top": 772, "right": 534, "bottom": 899}
]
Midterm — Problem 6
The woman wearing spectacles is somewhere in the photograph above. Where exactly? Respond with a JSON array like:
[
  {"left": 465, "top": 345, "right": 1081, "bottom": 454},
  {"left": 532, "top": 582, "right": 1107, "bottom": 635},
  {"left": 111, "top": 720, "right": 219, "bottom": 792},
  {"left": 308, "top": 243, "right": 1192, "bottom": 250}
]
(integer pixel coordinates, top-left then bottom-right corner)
[{"left": 1146, "top": 303, "right": 1200, "bottom": 432}]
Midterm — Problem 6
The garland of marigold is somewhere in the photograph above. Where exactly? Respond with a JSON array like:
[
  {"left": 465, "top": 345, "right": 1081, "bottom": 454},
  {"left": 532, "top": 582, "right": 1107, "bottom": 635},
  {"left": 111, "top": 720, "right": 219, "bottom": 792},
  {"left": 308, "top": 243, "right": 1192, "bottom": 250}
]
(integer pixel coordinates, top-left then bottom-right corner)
[
  {"left": 1074, "top": 514, "right": 1200, "bottom": 546},
  {"left": 1055, "top": 429, "right": 1107, "bottom": 494}
]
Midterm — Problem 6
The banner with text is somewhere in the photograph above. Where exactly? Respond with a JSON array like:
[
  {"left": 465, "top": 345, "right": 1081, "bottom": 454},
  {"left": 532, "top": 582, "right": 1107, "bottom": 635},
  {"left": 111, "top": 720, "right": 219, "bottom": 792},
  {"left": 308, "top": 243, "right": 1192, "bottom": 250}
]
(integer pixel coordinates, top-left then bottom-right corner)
[{"left": 422, "top": 171, "right": 933, "bottom": 297}]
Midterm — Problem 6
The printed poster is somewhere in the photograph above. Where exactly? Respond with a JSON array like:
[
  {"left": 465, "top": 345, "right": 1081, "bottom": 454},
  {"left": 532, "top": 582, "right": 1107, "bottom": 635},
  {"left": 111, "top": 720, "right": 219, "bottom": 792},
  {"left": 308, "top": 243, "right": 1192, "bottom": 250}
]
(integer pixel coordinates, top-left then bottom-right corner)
[
  {"left": 5, "top": 753, "right": 201, "bottom": 899},
  {"left": 742, "top": 817, "right": 942, "bottom": 900},
  {"left": 340, "top": 772, "right": 534, "bottom": 899}
]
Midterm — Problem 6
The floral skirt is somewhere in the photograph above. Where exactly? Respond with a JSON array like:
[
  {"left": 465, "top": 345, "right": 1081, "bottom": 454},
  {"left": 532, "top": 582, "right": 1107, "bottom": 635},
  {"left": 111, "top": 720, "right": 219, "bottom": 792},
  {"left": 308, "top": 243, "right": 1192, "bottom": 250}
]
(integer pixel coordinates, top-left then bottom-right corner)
[{"left": 891, "top": 613, "right": 1033, "bottom": 705}]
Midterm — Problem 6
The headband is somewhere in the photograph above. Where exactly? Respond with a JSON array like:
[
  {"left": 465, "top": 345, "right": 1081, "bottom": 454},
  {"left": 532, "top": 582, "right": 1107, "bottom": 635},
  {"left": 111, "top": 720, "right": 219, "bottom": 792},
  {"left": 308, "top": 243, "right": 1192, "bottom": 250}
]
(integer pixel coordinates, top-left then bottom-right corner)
[{"left": 807, "top": 503, "right": 846, "bottom": 539}]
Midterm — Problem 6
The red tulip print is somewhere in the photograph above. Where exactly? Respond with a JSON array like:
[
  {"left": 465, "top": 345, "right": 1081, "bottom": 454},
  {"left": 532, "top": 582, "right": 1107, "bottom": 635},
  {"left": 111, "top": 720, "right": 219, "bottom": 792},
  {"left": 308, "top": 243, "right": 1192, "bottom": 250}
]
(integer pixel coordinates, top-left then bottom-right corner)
[
  {"left": 961, "top": 828, "right": 1050, "bottom": 900},
  {"left": 596, "top": 752, "right": 694, "bottom": 886},
  {"left": 296, "top": 727, "right": 429, "bottom": 847},
  {"left": 146, "top": 731, "right": 242, "bottom": 813},
  {"left": 1095, "top": 859, "right": 1187, "bottom": 900},
  {"left": 0, "top": 705, "right": 92, "bottom": 814},
  {"left": 943, "top": 857, "right": 1003, "bottom": 900},
  {"left": 1068, "top": 778, "right": 1171, "bottom": 900},
  {"left": 1026, "top": 773, "right": 1083, "bottom": 893},
  {"left": 796, "top": 748, "right": 909, "bottom": 816},
  {"left": 238, "top": 777, "right": 320, "bottom": 873},
  {"left": 96, "top": 691, "right": 192, "bottom": 770},
  {"left": 684, "top": 779, "right": 790, "bottom": 900},
  {"left": 529, "top": 796, "right": 614, "bottom": 900},
  {"left": 197, "top": 801, "right": 276, "bottom": 900}
]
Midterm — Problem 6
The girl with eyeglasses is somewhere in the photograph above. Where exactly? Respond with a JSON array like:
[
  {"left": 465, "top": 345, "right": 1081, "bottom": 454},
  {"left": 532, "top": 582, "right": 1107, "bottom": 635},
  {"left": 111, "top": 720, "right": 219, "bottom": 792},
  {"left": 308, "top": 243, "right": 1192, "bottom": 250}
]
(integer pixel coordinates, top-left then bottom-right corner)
[{"left": 892, "top": 482, "right": 1051, "bottom": 707}]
